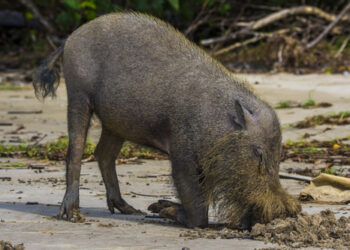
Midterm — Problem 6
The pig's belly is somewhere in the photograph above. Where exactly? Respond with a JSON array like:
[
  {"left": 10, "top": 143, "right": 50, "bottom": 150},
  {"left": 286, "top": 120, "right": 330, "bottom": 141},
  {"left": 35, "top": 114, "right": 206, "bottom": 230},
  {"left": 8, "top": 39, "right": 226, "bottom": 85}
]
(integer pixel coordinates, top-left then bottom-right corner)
[{"left": 93, "top": 98, "right": 171, "bottom": 154}]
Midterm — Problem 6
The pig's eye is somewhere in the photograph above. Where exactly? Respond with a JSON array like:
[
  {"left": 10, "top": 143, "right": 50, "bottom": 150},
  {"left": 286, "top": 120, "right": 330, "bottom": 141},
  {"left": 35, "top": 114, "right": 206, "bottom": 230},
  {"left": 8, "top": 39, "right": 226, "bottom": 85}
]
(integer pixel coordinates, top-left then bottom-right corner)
[
  {"left": 253, "top": 147, "right": 263, "bottom": 163},
  {"left": 253, "top": 147, "right": 264, "bottom": 174}
]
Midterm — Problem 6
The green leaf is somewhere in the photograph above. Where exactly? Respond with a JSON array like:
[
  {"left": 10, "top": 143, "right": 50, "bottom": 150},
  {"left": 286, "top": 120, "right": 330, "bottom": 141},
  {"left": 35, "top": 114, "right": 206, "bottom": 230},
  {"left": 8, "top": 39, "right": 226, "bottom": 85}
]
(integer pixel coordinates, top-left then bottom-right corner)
[
  {"left": 112, "top": 4, "right": 123, "bottom": 11},
  {"left": 80, "top": 1, "right": 97, "bottom": 10},
  {"left": 133, "top": 0, "right": 148, "bottom": 11},
  {"left": 56, "top": 11, "right": 72, "bottom": 27},
  {"left": 219, "top": 3, "right": 231, "bottom": 14},
  {"left": 25, "top": 11, "right": 34, "bottom": 20},
  {"left": 95, "top": 0, "right": 112, "bottom": 12},
  {"left": 64, "top": 0, "right": 80, "bottom": 10},
  {"left": 84, "top": 10, "right": 96, "bottom": 20},
  {"left": 151, "top": 0, "right": 164, "bottom": 15},
  {"left": 73, "top": 12, "right": 81, "bottom": 22},
  {"left": 167, "top": 0, "right": 179, "bottom": 11}
]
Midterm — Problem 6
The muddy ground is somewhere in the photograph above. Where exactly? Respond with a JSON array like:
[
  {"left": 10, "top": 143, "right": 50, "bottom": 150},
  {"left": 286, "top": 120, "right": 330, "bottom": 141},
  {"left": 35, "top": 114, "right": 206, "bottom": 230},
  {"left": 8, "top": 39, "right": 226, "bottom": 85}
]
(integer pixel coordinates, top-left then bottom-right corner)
[{"left": 1, "top": 73, "right": 350, "bottom": 249}]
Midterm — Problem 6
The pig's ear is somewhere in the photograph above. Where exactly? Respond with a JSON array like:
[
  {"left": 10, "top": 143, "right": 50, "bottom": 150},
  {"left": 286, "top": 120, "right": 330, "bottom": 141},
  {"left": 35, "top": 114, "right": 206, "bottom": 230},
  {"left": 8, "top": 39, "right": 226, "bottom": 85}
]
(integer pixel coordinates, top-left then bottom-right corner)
[{"left": 230, "top": 100, "right": 247, "bottom": 130}]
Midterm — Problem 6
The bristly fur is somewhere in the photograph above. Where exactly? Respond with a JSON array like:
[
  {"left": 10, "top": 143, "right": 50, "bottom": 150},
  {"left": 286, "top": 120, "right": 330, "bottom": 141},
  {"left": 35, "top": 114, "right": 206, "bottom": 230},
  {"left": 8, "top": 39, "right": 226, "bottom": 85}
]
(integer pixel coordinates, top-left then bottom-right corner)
[
  {"left": 200, "top": 132, "right": 301, "bottom": 227},
  {"left": 32, "top": 42, "right": 65, "bottom": 99}
]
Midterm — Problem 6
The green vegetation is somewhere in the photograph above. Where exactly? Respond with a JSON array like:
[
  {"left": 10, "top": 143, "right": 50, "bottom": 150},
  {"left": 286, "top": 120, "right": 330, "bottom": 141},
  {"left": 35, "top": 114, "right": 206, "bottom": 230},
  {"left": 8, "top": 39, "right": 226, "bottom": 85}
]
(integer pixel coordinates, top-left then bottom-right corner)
[
  {"left": 301, "top": 99, "right": 316, "bottom": 108},
  {"left": 0, "top": 136, "right": 167, "bottom": 161},
  {"left": 293, "top": 111, "right": 350, "bottom": 128},
  {"left": 0, "top": 84, "right": 24, "bottom": 91},
  {"left": 0, "top": 161, "right": 26, "bottom": 167},
  {"left": 120, "top": 141, "right": 167, "bottom": 159},
  {"left": 301, "top": 146, "right": 322, "bottom": 154},
  {"left": 321, "top": 168, "right": 346, "bottom": 177},
  {"left": 3, "top": 1, "right": 350, "bottom": 72},
  {"left": 276, "top": 101, "right": 292, "bottom": 109}
]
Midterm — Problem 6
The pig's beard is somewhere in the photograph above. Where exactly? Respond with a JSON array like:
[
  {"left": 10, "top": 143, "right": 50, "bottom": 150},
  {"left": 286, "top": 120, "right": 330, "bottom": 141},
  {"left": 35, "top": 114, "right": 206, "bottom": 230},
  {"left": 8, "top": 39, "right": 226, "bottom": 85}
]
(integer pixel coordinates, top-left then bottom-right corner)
[{"left": 199, "top": 132, "right": 301, "bottom": 227}]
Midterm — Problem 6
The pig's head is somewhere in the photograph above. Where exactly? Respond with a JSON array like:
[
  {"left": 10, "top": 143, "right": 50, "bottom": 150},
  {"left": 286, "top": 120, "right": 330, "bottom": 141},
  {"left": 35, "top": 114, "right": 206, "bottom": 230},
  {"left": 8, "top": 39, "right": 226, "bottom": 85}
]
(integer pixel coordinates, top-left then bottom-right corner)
[{"left": 200, "top": 100, "right": 301, "bottom": 228}]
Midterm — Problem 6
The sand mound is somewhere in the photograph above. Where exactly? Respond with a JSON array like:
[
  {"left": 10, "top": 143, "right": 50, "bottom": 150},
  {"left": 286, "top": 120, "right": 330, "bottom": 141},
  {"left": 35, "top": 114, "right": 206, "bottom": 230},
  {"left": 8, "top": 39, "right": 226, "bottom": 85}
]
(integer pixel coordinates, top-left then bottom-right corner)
[
  {"left": 179, "top": 210, "right": 350, "bottom": 249},
  {"left": 251, "top": 210, "right": 350, "bottom": 248}
]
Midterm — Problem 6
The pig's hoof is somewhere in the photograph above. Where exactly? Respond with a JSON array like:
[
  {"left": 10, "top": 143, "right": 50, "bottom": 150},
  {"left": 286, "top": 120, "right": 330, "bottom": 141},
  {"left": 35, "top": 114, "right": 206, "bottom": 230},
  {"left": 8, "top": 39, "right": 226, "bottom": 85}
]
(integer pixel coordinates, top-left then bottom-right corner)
[
  {"left": 148, "top": 200, "right": 186, "bottom": 224},
  {"left": 148, "top": 200, "right": 181, "bottom": 213},
  {"left": 59, "top": 192, "right": 79, "bottom": 220},
  {"left": 107, "top": 198, "right": 145, "bottom": 215},
  {"left": 159, "top": 206, "right": 187, "bottom": 225}
]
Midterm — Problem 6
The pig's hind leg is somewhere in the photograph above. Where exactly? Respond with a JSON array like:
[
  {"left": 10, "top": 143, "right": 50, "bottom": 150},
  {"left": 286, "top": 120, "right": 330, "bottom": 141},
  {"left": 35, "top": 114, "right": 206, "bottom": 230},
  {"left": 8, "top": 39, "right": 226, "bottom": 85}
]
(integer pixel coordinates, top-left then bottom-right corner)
[
  {"left": 59, "top": 96, "right": 92, "bottom": 220},
  {"left": 95, "top": 127, "right": 144, "bottom": 215}
]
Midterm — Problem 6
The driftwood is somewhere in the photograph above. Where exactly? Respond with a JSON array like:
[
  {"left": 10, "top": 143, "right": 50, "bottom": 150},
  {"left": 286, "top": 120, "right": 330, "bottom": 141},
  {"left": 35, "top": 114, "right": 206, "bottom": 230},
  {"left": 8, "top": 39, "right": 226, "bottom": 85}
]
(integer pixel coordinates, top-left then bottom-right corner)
[
  {"left": 306, "top": 2, "right": 350, "bottom": 49},
  {"left": 201, "top": 5, "right": 350, "bottom": 46},
  {"left": 213, "top": 28, "right": 291, "bottom": 56}
]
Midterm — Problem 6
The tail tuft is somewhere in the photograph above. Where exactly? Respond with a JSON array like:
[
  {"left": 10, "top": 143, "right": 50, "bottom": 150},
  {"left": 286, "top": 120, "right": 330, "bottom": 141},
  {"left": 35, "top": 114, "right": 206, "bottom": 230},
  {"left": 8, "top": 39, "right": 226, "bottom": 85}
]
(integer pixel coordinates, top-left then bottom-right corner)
[{"left": 33, "top": 43, "right": 64, "bottom": 99}]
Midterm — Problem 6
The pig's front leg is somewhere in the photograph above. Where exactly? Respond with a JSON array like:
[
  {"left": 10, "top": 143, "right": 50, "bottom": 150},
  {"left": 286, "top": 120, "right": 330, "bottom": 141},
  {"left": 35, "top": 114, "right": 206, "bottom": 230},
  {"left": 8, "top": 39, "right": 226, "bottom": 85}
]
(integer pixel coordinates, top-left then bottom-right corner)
[{"left": 149, "top": 148, "right": 208, "bottom": 228}]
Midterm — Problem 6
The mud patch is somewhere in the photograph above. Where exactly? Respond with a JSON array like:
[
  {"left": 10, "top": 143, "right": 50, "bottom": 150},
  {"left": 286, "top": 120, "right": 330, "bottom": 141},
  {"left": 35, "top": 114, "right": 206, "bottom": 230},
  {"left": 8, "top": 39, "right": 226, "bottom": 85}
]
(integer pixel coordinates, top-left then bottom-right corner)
[
  {"left": 0, "top": 240, "right": 24, "bottom": 250},
  {"left": 180, "top": 210, "right": 350, "bottom": 248}
]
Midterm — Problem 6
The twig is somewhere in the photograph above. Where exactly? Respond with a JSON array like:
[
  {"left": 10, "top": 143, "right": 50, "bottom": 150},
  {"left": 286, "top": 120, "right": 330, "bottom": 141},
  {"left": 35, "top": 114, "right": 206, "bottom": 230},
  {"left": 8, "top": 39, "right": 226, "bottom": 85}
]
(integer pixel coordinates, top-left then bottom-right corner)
[
  {"left": 8, "top": 110, "right": 42, "bottom": 114},
  {"left": 19, "top": 0, "right": 55, "bottom": 34},
  {"left": 306, "top": 2, "right": 350, "bottom": 49},
  {"left": 213, "top": 29, "right": 290, "bottom": 56},
  {"left": 201, "top": 5, "right": 350, "bottom": 46},
  {"left": 213, "top": 34, "right": 263, "bottom": 56},
  {"left": 0, "top": 123, "right": 12, "bottom": 126},
  {"left": 46, "top": 35, "right": 57, "bottom": 50},
  {"left": 184, "top": 0, "right": 211, "bottom": 36},
  {"left": 335, "top": 35, "right": 350, "bottom": 58},
  {"left": 29, "top": 134, "right": 47, "bottom": 148},
  {"left": 279, "top": 172, "right": 312, "bottom": 183},
  {"left": 130, "top": 192, "right": 173, "bottom": 198},
  {"left": 247, "top": 4, "right": 282, "bottom": 11}
]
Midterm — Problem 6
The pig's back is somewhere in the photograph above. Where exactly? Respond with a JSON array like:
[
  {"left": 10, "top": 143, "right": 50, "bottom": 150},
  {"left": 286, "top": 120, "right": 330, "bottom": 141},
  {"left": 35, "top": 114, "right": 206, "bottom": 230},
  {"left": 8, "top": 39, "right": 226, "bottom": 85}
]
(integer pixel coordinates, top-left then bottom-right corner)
[
  {"left": 63, "top": 13, "right": 254, "bottom": 147},
  {"left": 64, "top": 12, "right": 230, "bottom": 98}
]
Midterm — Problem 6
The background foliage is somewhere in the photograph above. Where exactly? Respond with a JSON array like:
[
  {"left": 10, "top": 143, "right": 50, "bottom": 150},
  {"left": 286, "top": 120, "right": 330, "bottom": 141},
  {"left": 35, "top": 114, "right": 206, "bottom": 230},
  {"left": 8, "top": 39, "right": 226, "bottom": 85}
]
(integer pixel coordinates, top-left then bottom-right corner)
[{"left": 1, "top": 0, "right": 350, "bottom": 73}]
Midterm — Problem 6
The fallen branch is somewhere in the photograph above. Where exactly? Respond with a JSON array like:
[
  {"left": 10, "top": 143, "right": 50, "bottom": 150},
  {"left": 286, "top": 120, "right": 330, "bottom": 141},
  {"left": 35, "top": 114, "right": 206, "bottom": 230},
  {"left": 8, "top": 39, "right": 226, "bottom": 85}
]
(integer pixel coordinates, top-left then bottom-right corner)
[
  {"left": 201, "top": 5, "right": 350, "bottom": 46},
  {"left": 130, "top": 191, "right": 173, "bottom": 198},
  {"left": 213, "top": 34, "right": 263, "bottom": 56},
  {"left": 307, "top": 2, "right": 350, "bottom": 49},
  {"left": 213, "top": 29, "right": 290, "bottom": 56}
]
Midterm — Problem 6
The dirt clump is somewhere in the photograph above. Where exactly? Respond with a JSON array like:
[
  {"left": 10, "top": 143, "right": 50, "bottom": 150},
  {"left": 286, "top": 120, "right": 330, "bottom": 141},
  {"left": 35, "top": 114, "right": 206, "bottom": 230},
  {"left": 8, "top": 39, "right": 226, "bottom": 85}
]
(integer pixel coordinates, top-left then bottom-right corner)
[
  {"left": 0, "top": 241, "right": 24, "bottom": 250},
  {"left": 251, "top": 210, "right": 350, "bottom": 249},
  {"left": 179, "top": 227, "right": 251, "bottom": 240},
  {"left": 180, "top": 210, "right": 350, "bottom": 249}
]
